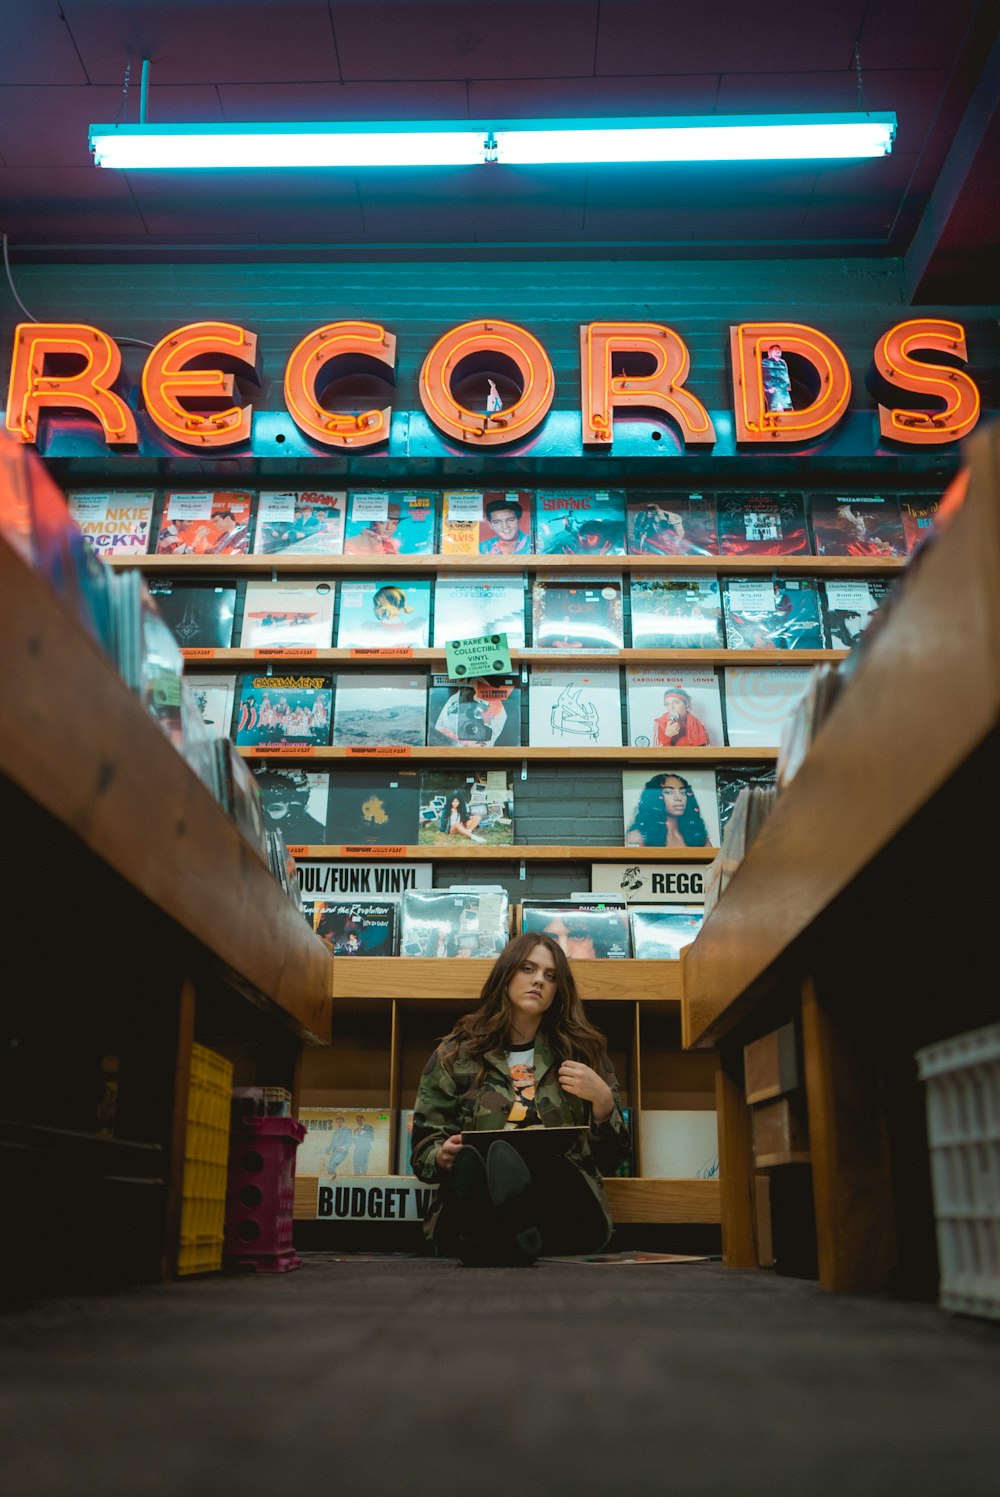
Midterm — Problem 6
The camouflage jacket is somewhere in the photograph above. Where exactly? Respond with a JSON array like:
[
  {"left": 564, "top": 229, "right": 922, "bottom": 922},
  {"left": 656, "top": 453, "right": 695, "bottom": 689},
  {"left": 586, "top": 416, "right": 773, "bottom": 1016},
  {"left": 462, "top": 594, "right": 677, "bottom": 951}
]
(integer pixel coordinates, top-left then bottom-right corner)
[{"left": 410, "top": 1029, "right": 630, "bottom": 1247}]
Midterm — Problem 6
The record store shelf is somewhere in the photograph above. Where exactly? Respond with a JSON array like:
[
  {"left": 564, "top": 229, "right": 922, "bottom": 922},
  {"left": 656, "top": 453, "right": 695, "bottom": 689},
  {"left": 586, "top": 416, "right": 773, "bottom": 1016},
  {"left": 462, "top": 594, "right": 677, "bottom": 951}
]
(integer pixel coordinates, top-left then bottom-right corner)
[
  {"left": 112, "top": 553, "right": 905, "bottom": 577},
  {"left": 289, "top": 843, "right": 717, "bottom": 860},
  {"left": 330, "top": 956, "right": 683, "bottom": 1003},
  {"left": 238, "top": 745, "right": 781, "bottom": 763},
  {"left": 180, "top": 647, "right": 846, "bottom": 668}
]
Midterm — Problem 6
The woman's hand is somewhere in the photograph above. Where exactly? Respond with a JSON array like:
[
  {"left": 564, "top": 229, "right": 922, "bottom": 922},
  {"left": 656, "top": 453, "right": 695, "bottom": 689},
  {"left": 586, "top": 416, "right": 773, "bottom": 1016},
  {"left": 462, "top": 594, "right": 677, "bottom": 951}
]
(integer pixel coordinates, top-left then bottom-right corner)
[
  {"left": 559, "top": 1061, "right": 614, "bottom": 1122},
  {"left": 435, "top": 1134, "right": 464, "bottom": 1172}
]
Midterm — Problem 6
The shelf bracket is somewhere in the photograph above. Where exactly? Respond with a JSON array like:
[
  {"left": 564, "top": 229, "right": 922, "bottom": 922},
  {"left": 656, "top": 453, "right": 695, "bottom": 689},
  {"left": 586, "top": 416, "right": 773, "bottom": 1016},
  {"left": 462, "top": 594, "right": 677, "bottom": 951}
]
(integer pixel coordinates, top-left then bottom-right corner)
[
  {"left": 520, "top": 759, "right": 528, "bottom": 781},
  {"left": 519, "top": 860, "right": 526, "bottom": 881}
]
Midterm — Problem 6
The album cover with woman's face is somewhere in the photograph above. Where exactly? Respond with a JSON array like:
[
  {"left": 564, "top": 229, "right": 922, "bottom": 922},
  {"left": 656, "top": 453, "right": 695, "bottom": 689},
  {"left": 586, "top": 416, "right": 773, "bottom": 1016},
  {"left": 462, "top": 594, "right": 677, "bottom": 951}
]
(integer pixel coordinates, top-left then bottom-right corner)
[
  {"left": 335, "top": 578, "right": 431, "bottom": 648},
  {"left": 622, "top": 767, "right": 720, "bottom": 849}
]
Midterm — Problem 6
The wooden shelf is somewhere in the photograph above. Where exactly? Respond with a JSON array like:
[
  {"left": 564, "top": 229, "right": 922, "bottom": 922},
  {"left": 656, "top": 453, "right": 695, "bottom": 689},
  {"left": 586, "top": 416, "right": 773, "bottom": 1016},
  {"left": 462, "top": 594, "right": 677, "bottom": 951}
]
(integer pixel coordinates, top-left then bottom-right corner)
[
  {"left": 113, "top": 552, "right": 905, "bottom": 576},
  {"left": 1, "top": 534, "right": 332, "bottom": 1044},
  {"left": 682, "top": 435, "right": 999, "bottom": 1054},
  {"left": 292, "top": 1172, "right": 719, "bottom": 1224},
  {"left": 331, "top": 956, "right": 682, "bottom": 1003},
  {"left": 240, "top": 744, "right": 779, "bottom": 763},
  {"left": 183, "top": 646, "right": 846, "bottom": 669},
  {"left": 292, "top": 843, "right": 717, "bottom": 861}
]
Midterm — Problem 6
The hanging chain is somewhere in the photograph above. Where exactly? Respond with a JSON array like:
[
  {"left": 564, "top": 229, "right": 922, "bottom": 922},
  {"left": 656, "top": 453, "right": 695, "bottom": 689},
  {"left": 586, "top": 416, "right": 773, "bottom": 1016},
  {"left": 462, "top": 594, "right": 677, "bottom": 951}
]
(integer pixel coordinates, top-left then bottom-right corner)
[{"left": 854, "top": 41, "right": 867, "bottom": 113}]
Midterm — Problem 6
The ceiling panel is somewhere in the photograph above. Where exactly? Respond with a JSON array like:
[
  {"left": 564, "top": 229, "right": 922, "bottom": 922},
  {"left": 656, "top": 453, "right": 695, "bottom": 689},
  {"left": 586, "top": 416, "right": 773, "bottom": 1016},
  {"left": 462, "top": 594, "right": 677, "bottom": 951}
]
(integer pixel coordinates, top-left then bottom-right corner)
[
  {"left": 594, "top": 0, "right": 866, "bottom": 75},
  {"left": 0, "top": 165, "right": 142, "bottom": 239},
  {"left": 217, "top": 80, "right": 470, "bottom": 123},
  {"left": 0, "top": 3, "right": 89, "bottom": 86},
  {"left": 467, "top": 74, "right": 721, "bottom": 118},
  {"left": 60, "top": 0, "right": 341, "bottom": 86},
  {"left": 125, "top": 168, "right": 366, "bottom": 240},
  {"left": 858, "top": 0, "right": 979, "bottom": 69},
  {"left": 330, "top": 0, "right": 600, "bottom": 82}
]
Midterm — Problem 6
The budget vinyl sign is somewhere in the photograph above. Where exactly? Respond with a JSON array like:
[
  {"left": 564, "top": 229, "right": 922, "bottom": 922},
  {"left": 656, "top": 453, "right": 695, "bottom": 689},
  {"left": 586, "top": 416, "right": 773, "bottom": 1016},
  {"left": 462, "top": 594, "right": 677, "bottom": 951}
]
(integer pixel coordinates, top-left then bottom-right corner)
[{"left": 4, "top": 315, "right": 983, "bottom": 458}]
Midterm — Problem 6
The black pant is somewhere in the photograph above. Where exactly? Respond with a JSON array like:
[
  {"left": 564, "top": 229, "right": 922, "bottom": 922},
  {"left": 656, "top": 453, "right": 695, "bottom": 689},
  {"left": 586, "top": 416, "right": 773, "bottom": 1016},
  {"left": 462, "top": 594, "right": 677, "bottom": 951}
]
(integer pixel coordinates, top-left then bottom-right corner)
[{"left": 436, "top": 1153, "right": 610, "bottom": 1259}]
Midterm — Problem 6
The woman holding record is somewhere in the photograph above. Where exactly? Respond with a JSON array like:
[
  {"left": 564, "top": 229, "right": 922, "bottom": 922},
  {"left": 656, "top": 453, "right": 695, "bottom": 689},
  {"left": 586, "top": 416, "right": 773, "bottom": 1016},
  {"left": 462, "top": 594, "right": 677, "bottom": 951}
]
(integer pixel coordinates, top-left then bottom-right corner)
[{"left": 410, "top": 932, "right": 630, "bottom": 1265}]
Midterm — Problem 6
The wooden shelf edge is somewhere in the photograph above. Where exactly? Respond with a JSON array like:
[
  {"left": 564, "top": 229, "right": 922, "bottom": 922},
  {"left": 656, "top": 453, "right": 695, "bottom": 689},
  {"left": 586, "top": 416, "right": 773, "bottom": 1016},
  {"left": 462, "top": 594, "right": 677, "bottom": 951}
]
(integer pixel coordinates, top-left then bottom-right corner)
[
  {"left": 181, "top": 646, "right": 846, "bottom": 668},
  {"left": 295, "top": 843, "right": 717, "bottom": 861},
  {"left": 331, "top": 956, "right": 682, "bottom": 1003},
  {"left": 239, "top": 745, "right": 780, "bottom": 762},
  {"left": 112, "top": 553, "right": 906, "bottom": 576}
]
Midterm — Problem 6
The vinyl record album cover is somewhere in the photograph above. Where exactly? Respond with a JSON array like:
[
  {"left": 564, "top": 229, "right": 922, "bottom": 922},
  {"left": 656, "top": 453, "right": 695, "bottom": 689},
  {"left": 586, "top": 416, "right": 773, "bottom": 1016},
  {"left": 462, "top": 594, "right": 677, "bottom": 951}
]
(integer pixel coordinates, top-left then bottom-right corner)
[
  {"left": 432, "top": 574, "right": 526, "bottom": 649},
  {"left": 533, "top": 490, "right": 626, "bottom": 556},
  {"left": 528, "top": 668, "right": 623, "bottom": 747},
  {"left": 154, "top": 490, "right": 253, "bottom": 555},
  {"left": 640, "top": 1111, "right": 719, "bottom": 1178},
  {"left": 400, "top": 888, "right": 510, "bottom": 957},
  {"left": 531, "top": 576, "right": 624, "bottom": 650},
  {"left": 722, "top": 667, "right": 813, "bottom": 748},
  {"left": 234, "top": 673, "right": 332, "bottom": 748},
  {"left": 332, "top": 673, "right": 427, "bottom": 747},
  {"left": 441, "top": 489, "right": 533, "bottom": 555},
  {"left": 629, "top": 573, "right": 724, "bottom": 650},
  {"left": 342, "top": 491, "right": 437, "bottom": 556},
  {"left": 325, "top": 769, "right": 420, "bottom": 846},
  {"left": 184, "top": 672, "right": 237, "bottom": 738},
  {"left": 628, "top": 905, "right": 703, "bottom": 959},
  {"left": 297, "top": 1108, "right": 392, "bottom": 1178},
  {"left": 622, "top": 767, "right": 720, "bottom": 849},
  {"left": 715, "top": 764, "right": 778, "bottom": 836},
  {"left": 310, "top": 901, "right": 399, "bottom": 957},
  {"left": 808, "top": 493, "right": 906, "bottom": 558},
  {"left": 335, "top": 577, "right": 432, "bottom": 648},
  {"left": 625, "top": 669, "right": 724, "bottom": 748},
  {"left": 251, "top": 490, "right": 346, "bottom": 555},
  {"left": 239, "top": 579, "right": 335, "bottom": 649},
  {"left": 418, "top": 769, "right": 514, "bottom": 846},
  {"left": 251, "top": 765, "right": 330, "bottom": 846},
  {"left": 721, "top": 577, "right": 824, "bottom": 650},
  {"left": 427, "top": 674, "right": 521, "bottom": 747},
  {"left": 820, "top": 578, "right": 896, "bottom": 649},
  {"left": 716, "top": 492, "right": 809, "bottom": 556},
  {"left": 147, "top": 581, "right": 237, "bottom": 650},
  {"left": 626, "top": 492, "right": 719, "bottom": 556},
  {"left": 899, "top": 494, "right": 940, "bottom": 553},
  {"left": 67, "top": 491, "right": 154, "bottom": 557},
  {"left": 520, "top": 900, "right": 631, "bottom": 959}
]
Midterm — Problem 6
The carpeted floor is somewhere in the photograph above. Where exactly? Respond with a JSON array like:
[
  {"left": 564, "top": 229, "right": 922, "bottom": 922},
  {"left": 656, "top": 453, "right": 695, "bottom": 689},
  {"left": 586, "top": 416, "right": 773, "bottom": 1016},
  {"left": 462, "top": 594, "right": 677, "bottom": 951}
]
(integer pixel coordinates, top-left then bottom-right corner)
[{"left": 1, "top": 1256, "right": 999, "bottom": 1497}]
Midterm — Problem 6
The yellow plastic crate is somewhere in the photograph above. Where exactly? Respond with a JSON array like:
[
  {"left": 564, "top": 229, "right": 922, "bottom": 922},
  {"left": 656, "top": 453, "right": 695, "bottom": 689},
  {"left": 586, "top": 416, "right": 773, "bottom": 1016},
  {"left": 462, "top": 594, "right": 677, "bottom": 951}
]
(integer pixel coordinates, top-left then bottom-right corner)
[{"left": 178, "top": 1043, "right": 233, "bottom": 1276}]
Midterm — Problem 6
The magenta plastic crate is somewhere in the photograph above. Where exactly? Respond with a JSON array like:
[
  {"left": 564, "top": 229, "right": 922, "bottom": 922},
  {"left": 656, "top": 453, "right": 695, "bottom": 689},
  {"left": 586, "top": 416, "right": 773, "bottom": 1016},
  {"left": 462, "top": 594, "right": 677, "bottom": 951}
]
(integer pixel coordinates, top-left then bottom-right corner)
[{"left": 224, "top": 1116, "right": 306, "bottom": 1272}]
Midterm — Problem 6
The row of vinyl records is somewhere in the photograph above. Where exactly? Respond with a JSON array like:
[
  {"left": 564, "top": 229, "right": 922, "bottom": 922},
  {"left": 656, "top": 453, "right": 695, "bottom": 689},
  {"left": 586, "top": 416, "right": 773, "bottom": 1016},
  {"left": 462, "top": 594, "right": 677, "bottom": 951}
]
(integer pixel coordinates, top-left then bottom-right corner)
[
  {"left": 296, "top": 1106, "right": 719, "bottom": 1186},
  {"left": 68, "top": 485, "right": 938, "bottom": 561},
  {"left": 190, "top": 664, "right": 838, "bottom": 753},
  {"left": 303, "top": 890, "right": 703, "bottom": 959},
  {"left": 148, "top": 571, "right": 897, "bottom": 654}
]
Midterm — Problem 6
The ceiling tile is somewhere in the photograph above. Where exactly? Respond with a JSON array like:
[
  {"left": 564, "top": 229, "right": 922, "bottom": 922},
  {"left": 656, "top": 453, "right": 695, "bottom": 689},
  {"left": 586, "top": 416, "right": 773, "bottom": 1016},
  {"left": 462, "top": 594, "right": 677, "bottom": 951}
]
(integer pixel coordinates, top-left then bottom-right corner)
[
  {"left": 330, "top": 0, "right": 600, "bottom": 82},
  {"left": 468, "top": 74, "right": 720, "bottom": 117},
  {"left": 59, "top": 1, "right": 341, "bottom": 86},
  {"left": 857, "top": 0, "right": 977, "bottom": 70},
  {"left": 0, "top": 3, "right": 89, "bottom": 85},
  {"left": 0, "top": 165, "right": 143, "bottom": 241},
  {"left": 125, "top": 168, "right": 365, "bottom": 240},
  {"left": 217, "top": 80, "right": 470, "bottom": 123},
  {"left": 594, "top": 1, "right": 866, "bottom": 75}
]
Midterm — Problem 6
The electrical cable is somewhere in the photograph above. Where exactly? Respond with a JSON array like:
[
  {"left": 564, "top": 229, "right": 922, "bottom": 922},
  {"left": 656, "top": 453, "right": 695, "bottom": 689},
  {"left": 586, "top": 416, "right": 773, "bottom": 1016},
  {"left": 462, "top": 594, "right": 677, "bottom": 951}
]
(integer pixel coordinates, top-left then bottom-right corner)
[{"left": 2, "top": 229, "right": 155, "bottom": 349}]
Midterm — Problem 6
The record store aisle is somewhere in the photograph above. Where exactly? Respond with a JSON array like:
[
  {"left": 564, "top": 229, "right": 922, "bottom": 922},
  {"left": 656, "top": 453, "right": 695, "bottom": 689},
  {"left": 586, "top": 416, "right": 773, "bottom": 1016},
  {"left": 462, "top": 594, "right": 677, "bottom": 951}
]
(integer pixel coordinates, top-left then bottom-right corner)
[{"left": 2, "top": 1260, "right": 998, "bottom": 1497}]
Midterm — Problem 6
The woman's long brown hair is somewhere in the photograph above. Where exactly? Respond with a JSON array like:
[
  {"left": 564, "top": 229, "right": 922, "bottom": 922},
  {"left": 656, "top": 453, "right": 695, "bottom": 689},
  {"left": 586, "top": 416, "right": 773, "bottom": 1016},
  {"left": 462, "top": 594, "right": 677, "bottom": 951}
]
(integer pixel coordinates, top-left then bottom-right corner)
[{"left": 439, "top": 931, "right": 609, "bottom": 1080}]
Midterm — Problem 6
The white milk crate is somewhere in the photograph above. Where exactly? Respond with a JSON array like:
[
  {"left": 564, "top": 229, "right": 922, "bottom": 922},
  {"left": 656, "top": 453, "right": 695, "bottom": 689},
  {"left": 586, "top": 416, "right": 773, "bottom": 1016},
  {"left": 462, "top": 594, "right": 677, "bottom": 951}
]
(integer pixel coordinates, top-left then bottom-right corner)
[{"left": 916, "top": 1023, "right": 1000, "bottom": 1320}]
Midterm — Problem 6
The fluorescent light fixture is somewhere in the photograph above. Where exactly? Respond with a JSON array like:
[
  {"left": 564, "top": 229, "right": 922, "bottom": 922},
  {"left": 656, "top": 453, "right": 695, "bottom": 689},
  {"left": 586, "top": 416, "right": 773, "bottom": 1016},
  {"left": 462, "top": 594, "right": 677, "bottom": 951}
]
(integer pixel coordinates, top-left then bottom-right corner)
[{"left": 89, "top": 114, "right": 896, "bottom": 171}]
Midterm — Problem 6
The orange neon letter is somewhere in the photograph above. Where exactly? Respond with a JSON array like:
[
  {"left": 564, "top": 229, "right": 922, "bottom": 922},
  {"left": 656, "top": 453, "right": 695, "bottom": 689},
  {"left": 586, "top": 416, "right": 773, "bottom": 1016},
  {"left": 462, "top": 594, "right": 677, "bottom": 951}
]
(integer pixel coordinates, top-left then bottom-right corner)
[
  {"left": 580, "top": 322, "right": 715, "bottom": 446},
  {"left": 283, "top": 321, "right": 395, "bottom": 449},
  {"left": 873, "top": 319, "right": 980, "bottom": 445},
  {"left": 142, "top": 321, "right": 257, "bottom": 447},
  {"left": 5, "top": 322, "right": 137, "bottom": 446},
  {"left": 419, "top": 320, "right": 554, "bottom": 446},
  {"left": 730, "top": 321, "right": 851, "bottom": 444}
]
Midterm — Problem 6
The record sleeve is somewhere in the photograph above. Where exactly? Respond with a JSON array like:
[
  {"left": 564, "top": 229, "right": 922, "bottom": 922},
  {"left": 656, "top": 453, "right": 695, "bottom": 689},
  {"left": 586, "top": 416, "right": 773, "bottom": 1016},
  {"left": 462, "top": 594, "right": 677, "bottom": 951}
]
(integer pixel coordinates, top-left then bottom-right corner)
[
  {"left": 325, "top": 769, "right": 420, "bottom": 846},
  {"left": 418, "top": 769, "right": 514, "bottom": 847},
  {"left": 640, "top": 1111, "right": 719, "bottom": 1179},
  {"left": 622, "top": 766, "right": 720, "bottom": 849},
  {"left": 138, "top": 589, "right": 185, "bottom": 750},
  {"left": 234, "top": 673, "right": 332, "bottom": 748},
  {"left": 184, "top": 673, "right": 237, "bottom": 739},
  {"left": 533, "top": 490, "right": 626, "bottom": 556},
  {"left": 310, "top": 901, "right": 399, "bottom": 957},
  {"left": 432, "top": 574, "right": 526, "bottom": 649},
  {"left": 820, "top": 577, "right": 896, "bottom": 649},
  {"left": 722, "top": 667, "right": 813, "bottom": 749},
  {"left": 397, "top": 1108, "right": 415, "bottom": 1174},
  {"left": 332, "top": 673, "right": 427, "bottom": 748},
  {"left": 441, "top": 489, "right": 533, "bottom": 555},
  {"left": 343, "top": 491, "right": 437, "bottom": 556},
  {"left": 625, "top": 668, "right": 724, "bottom": 748},
  {"left": 629, "top": 573, "right": 724, "bottom": 650},
  {"left": 427, "top": 674, "right": 521, "bottom": 748},
  {"left": 335, "top": 577, "right": 431, "bottom": 648},
  {"left": 716, "top": 492, "right": 809, "bottom": 556},
  {"left": 591, "top": 862, "right": 707, "bottom": 905},
  {"left": 67, "top": 491, "right": 154, "bottom": 557},
  {"left": 251, "top": 490, "right": 346, "bottom": 555},
  {"left": 147, "top": 580, "right": 237, "bottom": 650},
  {"left": 400, "top": 887, "right": 510, "bottom": 958},
  {"left": 721, "top": 577, "right": 824, "bottom": 650},
  {"left": 807, "top": 493, "right": 906, "bottom": 558},
  {"left": 715, "top": 764, "right": 778, "bottom": 836},
  {"left": 239, "top": 579, "right": 335, "bottom": 649},
  {"left": 626, "top": 492, "right": 719, "bottom": 556},
  {"left": 222, "top": 739, "right": 268, "bottom": 854},
  {"left": 251, "top": 765, "right": 330, "bottom": 845},
  {"left": 520, "top": 900, "right": 631, "bottom": 959},
  {"left": 900, "top": 494, "right": 940, "bottom": 553},
  {"left": 154, "top": 490, "right": 253, "bottom": 555},
  {"left": 528, "top": 667, "right": 623, "bottom": 748},
  {"left": 628, "top": 905, "right": 703, "bottom": 959},
  {"left": 531, "top": 576, "right": 624, "bottom": 650},
  {"left": 297, "top": 1108, "right": 392, "bottom": 1178}
]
